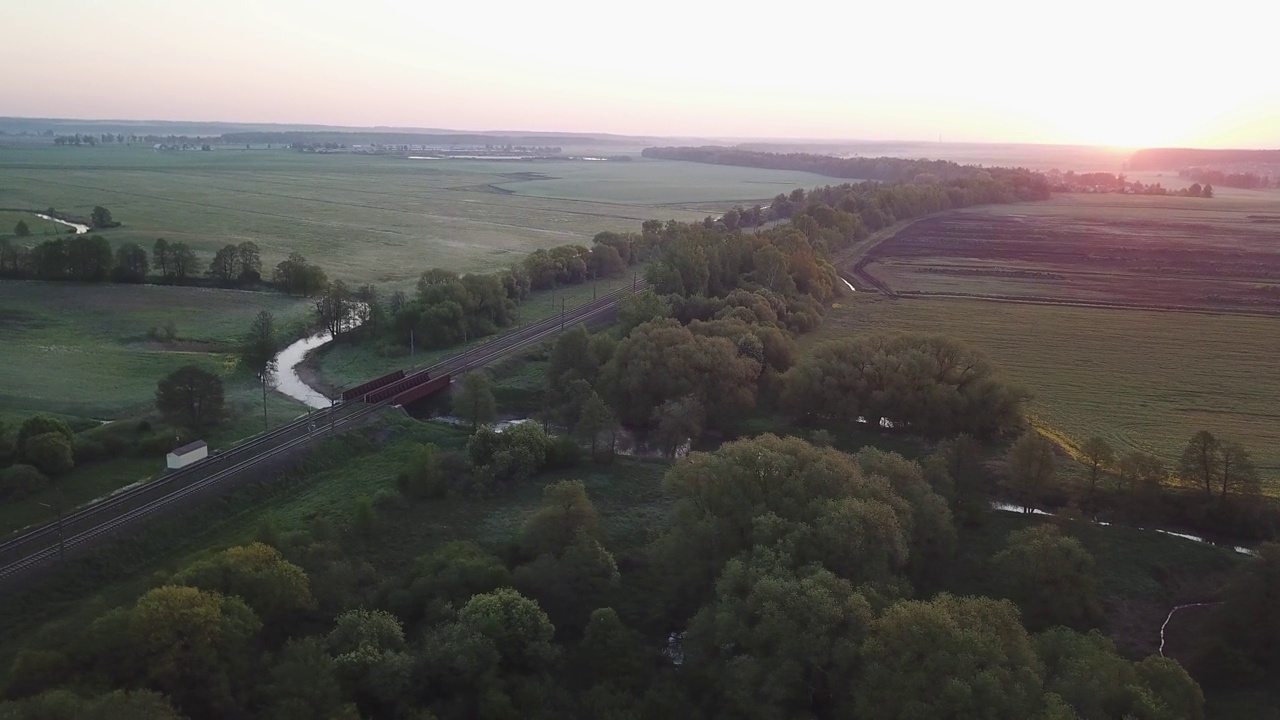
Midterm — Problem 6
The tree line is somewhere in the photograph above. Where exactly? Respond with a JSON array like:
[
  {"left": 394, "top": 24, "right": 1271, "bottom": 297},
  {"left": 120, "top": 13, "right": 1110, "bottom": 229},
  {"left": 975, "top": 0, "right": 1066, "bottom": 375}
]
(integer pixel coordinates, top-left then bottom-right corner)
[
  {"left": 322, "top": 229, "right": 657, "bottom": 356},
  {"left": 642, "top": 145, "right": 1054, "bottom": 197},
  {"left": 0, "top": 233, "right": 329, "bottom": 294}
]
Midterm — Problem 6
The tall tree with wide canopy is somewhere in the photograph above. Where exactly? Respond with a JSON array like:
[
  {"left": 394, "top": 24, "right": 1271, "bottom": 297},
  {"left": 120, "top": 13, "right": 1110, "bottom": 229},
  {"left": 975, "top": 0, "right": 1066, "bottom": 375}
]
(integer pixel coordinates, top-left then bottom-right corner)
[
  {"left": 155, "top": 364, "right": 225, "bottom": 429},
  {"left": 597, "top": 318, "right": 760, "bottom": 428}
]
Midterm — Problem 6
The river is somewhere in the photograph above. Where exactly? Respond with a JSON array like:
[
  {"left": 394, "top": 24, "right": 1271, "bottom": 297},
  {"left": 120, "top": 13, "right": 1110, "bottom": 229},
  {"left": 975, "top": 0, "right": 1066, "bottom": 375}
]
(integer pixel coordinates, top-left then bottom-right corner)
[
  {"left": 34, "top": 213, "right": 91, "bottom": 234},
  {"left": 991, "top": 502, "right": 1257, "bottom": 556},
  {"left": 271, "top": 306, "right": 368, "bottom": 409},
  {"left": 272, "top": 332, "right": 336, "bottom": 409}
]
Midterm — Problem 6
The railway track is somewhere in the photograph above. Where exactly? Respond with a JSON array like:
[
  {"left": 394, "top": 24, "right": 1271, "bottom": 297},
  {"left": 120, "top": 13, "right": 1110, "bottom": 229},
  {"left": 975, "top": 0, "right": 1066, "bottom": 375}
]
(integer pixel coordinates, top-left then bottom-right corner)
[{"left": 0, "top": 280, "right": 643, "bottom": 581}]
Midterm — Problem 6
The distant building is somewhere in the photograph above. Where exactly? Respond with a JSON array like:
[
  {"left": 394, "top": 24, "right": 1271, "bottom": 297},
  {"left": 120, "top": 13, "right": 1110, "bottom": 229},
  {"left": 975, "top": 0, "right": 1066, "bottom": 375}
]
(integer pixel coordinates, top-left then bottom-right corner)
[{"left": 166, "top": 440, "right": 208, "bottom": 470}]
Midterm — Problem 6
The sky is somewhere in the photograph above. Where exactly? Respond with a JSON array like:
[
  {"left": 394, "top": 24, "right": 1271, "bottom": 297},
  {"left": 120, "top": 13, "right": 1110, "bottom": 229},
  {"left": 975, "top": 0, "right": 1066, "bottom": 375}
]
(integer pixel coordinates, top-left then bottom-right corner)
[{"left": 3, "top": 0, "right": 1279, "bottom": 148}]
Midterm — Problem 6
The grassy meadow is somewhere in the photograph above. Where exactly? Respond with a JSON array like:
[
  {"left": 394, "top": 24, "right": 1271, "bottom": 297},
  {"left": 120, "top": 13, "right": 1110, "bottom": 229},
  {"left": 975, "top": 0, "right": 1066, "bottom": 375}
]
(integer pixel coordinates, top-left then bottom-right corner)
[
  {"left": 814, "top": 294, "right": 1280, "bottom": 479},
  {"left": 0, "top": 280, "right": 313, "bottom": 424},
  {"left": 0, "top": 145, "right": 831, "bottom": 285}
]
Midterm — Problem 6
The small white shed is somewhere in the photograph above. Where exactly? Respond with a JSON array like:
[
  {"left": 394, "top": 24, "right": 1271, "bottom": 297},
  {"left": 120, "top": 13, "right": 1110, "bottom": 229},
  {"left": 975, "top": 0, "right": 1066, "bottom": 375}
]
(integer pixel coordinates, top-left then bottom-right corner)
[{"left": 166, "top": 440, "right": 208, "bottom": 470}]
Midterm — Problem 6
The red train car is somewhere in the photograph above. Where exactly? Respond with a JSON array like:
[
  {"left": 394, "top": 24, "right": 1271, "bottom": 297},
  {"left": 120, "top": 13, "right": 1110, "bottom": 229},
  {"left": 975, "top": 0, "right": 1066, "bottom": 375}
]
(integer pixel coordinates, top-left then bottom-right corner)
[{"left": 341, "top": 370, "right": 407, "bottom": 402}]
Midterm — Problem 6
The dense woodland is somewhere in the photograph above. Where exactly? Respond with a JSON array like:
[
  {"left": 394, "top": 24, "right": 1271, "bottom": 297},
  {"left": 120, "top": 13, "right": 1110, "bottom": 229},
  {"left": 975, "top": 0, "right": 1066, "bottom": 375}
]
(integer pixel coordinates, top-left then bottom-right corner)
[{"left": 5, "top": 162, "right": 1280, "bottom": 718}]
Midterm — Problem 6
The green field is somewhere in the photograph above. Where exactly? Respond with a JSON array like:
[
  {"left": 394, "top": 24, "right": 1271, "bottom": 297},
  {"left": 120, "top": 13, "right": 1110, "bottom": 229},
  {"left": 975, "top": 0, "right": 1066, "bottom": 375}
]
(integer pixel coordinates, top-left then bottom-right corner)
[
  {"left": 0, "top": 280, "right": 312, "bottom": 423},
  {"left": 814, "top": 295, "right": 1280, "bottom": 477},
  {"left": 0, "top": 146, "right": 832, "bottom": 285}
]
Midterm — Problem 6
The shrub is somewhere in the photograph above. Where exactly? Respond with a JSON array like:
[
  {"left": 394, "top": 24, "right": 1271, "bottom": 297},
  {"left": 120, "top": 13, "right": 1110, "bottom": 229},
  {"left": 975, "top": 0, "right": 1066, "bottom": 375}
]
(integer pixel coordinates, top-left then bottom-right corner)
[
  {"left": 372, "top": 488, "right": 407, "bottom": 511},
  {"left": 0, "top": 464, "right": 49, "bottom": 500},
  {"left": 74, "top": 437, "right": 109, "bottom": 464}
]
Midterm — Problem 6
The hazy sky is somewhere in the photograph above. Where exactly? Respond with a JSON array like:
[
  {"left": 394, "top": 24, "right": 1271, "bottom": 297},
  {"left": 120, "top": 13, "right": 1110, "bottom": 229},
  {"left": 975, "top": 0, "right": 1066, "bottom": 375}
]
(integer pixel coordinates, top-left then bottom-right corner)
[{"left": 4, "top": 0, "right": 1278, "bottom": 148}]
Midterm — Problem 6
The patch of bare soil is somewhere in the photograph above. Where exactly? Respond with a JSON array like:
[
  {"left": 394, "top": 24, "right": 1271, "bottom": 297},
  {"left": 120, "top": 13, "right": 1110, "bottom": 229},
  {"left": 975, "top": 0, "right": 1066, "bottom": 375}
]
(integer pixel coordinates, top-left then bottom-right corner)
[{"left": 860, "top": 212, "right": 1280, "bottom": 312}]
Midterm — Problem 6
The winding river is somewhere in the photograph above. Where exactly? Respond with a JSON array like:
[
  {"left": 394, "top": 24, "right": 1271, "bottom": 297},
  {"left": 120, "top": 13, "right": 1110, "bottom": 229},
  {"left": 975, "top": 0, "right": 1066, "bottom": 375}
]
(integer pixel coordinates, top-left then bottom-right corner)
[
  {"left": 271, "top": 306, "right": 369, "bottom": 409},
  {"left": 272, "top": 331, "right": 337, "bottom": 410}
]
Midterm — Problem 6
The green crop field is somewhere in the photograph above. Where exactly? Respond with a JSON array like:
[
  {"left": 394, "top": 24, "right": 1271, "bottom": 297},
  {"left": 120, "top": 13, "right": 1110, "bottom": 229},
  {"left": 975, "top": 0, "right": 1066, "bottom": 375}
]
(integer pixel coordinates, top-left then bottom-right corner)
[
  {"left": 0, "top": 280, "right": 313, "bottom": 424},
  {"left": 813, "top": 295, "right": 1280, "bottom": 478},
  {"left": 0, "top": 145, "right": 831, "bottom": 285}
]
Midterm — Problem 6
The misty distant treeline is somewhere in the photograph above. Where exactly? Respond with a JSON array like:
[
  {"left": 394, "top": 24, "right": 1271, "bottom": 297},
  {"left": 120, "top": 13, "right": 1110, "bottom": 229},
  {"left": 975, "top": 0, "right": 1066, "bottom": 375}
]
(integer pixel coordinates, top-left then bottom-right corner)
[
  {"left": 221, "top": 131, "right": 602, "bottom": 147},
  {"left": 1128, "top": 148, "right": 1280, "bottom": 171},
  {"left": 641, "top": 146, "right": 1051, "bottom": 191}
]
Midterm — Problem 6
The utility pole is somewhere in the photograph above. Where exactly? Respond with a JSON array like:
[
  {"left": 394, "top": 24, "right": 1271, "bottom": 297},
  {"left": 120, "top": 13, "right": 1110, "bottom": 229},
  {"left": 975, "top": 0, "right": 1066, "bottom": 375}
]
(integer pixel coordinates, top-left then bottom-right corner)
[
  {"left": 632, "top": 271, "right": 637, "bottom": 291},
  {"left": 261, "top": 374, "right": 269, "bottom": 433},
  {"left": 409, "top": 328, "right": 414, "bottom": 358},
  {"left": 561, "top": 297, "right": 566, "bottom": 330},
  {"left": 38, "top": 498, "right": 65, "bottom": 562}
]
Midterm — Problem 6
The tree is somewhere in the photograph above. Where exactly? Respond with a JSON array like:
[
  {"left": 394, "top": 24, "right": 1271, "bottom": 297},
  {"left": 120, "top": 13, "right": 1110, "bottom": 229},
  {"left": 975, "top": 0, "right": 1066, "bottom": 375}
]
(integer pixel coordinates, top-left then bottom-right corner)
[
  {"left": 452, "top": 372, "right": 496, "bottom": 433},
  {"left": 170, "top": 242, "right": 197, "bottom": 281},
  {"left": 112, "top": 242, "right": 149, "bottom": 282},
  {"left": 21, "top": 433, "right": 74, "bottom": 476},
  {"left": 236, "top": 241, "right": 262, "bottom": 281},
  {"left": 597, "top": 319, "right": 760, "bottom": 428},
  {"left": 153, "top": 238, "right": 171, "bottom": 278},
  {"left": 315, "top": 280, "right": 354, "bottom": 339},
  {"left": 615, "top": 290, "right": 672, "bottom": 336},
  {"left": 1202, "top": 183, "right": 1214, "bottom": 198},
  {"left": 1218, "top": 441, "right": 1259, "bottom": 501},
  {"left": 90, "top": 205, "right": 113, "bottom": 229},
  {"left": 125, "top": 585, "right": 261, "bottom": 716},
  {"left": 241, "top": 310, "right": 279, "bottom": 432},
  {"left": 651, "top": 394, "right": 704, "bottom": 457},
  {"left": 454, "top": 588, "right": 559, "bottom": 674},
  {"left": 265, "top": 638, "right": 347, "bottom": 720},
  {"left": 514, "top": 532, "right": 620, "bottom": 632},
  {"left": 855, "top": 594, "right": 1052, "bottom": 720},
  {"left": 155, "top": 364, "right": 225, "bottom": 429},
  {"left": 683, "top": 549, "right": 872, "bottom": 718},
  {"left": 397, "top": 443, "right": 448, "bottom": 499},
  {"left": 1080, "top": 436, "right": 1114, "bottom": 500},
  {"left": 326, "top": 609, "right": 413, "bottom": 715},
  {"left": 992, "top": 525, "right": 1100, "bottom": 631},
  {"left": 653, "top": 434, "right": 920, "bottom": 615},
  {"left": 574, "top": 608, "right": 650, "bottom": 691},
  {"left": 520, "top": 480, "right": 603, "bottom": 558},
  {"left": 391, "top": 540, "right": 511, "bottom": 625},
  {"left": 575, "top": 391, "right": 616, "bottom": 459},
  {"left": 13, "top": 220, "right": 29, "bottom": 237},
  {"left": 208, "top": 244, "right": 239, "bottom": 283},
  {"left": 16, "top": 416, "right": 74, "bottom": 461},
  {"left": 171, "top": 542, "right": 314, "bottom": 632},
  {"left": 0, "top": 689, "right": 187, "bottom": 719},
  {"left": 1204, "top": 543, "right": 1280, "bottom": 685},
  {"left": 1179, "top": 431, "right": 1220, "bottom": 498},
  {"left": 1006, "top": 431, "right": 1056, "bottom": 512},
  {"left": 1036, "top": 627, "right": 1204, "bottom": 720},
  {"left": 781, "top": 335, "right": 1028, "bottom": 438}
]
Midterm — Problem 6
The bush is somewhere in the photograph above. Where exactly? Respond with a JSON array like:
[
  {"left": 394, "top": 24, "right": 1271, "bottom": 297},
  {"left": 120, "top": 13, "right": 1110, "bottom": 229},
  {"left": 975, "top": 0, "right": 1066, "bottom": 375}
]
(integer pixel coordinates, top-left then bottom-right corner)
[
  {"left": 372, "top": 488, "right": 407, "bottom": 511},
  {"left": 74, "top": 437, "right": 109, "bottom": 464},
  {"left": 0, "top": 464, "right": 49, "bottom": 500}
]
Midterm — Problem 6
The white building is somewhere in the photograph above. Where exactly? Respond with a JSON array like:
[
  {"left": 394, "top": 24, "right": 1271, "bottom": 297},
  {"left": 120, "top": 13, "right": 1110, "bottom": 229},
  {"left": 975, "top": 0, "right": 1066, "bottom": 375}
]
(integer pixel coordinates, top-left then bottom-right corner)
[{"left": 166, "top": 440, "right": 208, "bottom": 470}]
